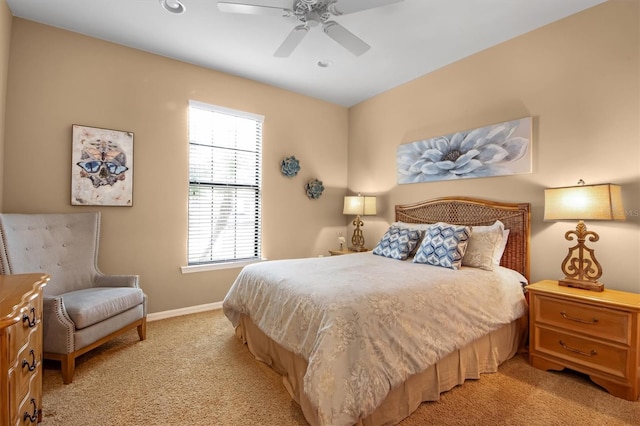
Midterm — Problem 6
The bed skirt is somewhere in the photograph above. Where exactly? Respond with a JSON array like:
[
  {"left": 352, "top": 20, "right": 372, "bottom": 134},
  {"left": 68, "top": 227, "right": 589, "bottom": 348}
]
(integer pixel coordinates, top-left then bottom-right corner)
[{"left": 236, "top": 314, "right": 528, "bottom": 426}]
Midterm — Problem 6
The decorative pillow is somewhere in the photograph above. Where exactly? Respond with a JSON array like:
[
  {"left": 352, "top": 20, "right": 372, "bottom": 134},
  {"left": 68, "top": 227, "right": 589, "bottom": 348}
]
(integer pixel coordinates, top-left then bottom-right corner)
[
  {"left": 372, "top": 226, "right": 424, "bottom": 260},
  {"left": 413, "top": 222, "right": 471, "bottom": 269},
  {"left": 462, "top": 221, "right": 505, "bottom": 270}
]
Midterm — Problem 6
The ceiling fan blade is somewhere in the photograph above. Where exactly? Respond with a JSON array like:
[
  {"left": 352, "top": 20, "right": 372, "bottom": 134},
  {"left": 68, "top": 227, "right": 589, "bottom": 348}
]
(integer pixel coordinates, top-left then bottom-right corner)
[
  {"left": 323, "top": 21, "right": 370, "bottom": 56},
  {"left": 217, "top": 1, "right": 292, "bottom": 17},
  {"left": 328, "top": 0, "right": 403, "bottom": 16},
  {"left": 274, "top": 25, "right": 309, "bottom": 57}
]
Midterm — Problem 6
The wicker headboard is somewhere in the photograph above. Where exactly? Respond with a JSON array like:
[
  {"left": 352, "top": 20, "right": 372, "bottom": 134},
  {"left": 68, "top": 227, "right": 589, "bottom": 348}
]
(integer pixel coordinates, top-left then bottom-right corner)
[{"left": 395, "top": 197, "right": 531, "bottom": 280}]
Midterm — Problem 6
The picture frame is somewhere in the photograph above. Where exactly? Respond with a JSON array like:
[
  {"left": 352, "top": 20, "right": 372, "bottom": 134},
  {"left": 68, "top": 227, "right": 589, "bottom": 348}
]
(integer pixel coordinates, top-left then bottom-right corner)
[{"left": 71, "top": 124, "right": 134, "bottom": 206}]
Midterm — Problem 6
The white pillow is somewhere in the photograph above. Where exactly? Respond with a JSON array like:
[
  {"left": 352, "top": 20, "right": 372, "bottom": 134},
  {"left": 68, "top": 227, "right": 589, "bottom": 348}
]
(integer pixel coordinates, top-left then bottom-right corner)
[
  {"left": 462, "top": 221, "right": 506, "bottom": 271},
  {"left": 391, "top": 221, "right": 432, "bottom": 231},
  {"left": 494, "top": 229, "right": 510, "bottom": 265}
]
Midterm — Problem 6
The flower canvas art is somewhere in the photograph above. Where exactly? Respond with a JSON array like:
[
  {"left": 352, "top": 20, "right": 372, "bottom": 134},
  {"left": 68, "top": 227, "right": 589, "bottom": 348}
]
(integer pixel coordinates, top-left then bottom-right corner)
[{"left": 396, "top": 117, "right": 532, "bottom": 184}]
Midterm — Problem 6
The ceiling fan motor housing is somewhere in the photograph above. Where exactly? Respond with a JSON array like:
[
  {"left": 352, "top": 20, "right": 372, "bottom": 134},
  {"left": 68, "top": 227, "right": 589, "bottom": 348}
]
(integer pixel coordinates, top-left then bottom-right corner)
[{"left": 294, "top": 0, "right": 331, "bottom": 25}]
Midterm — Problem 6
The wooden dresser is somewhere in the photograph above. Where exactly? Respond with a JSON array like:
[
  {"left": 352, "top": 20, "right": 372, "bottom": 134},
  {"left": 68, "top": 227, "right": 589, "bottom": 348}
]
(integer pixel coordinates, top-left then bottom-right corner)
[
  {"left": 0, "top": 274, "right": 48, "bottom": 425},
  {"left": 527, "top": 280, "right": 640, "bottom": 401}
]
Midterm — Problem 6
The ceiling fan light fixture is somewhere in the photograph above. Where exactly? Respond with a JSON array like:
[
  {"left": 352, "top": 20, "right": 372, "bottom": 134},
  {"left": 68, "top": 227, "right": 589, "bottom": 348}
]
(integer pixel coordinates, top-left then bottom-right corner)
[
  {"left": 305, "top": 11, "right": 321, "bottom": 27},
  {"left": 160, "top": 0, "right": 186, "bottom": 14}
]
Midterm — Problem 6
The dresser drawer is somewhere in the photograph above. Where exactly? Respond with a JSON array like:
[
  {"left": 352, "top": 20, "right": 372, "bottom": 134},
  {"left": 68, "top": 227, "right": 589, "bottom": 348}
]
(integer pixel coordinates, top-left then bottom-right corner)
[
  {"left": 11, "top": 332, "right": 41, "bottom": 405},
  {"left": 0, "top": 274, "right": 47, "bottom": 425},
  {"left": 12, "top": 370, "right": 41, "bottom": 426},
  {"left": 533, "top": 326, "right": 629, "bottom": 379},
  {"left": 7, "top": 307, "right": 42, "bottom": 365},
  {"left": 533, "top": 295, "right": 630, "bottom": 344}
]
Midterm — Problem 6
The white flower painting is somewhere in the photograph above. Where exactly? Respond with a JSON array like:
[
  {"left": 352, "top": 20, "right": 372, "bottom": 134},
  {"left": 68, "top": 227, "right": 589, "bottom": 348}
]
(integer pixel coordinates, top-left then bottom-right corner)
[{"left": 397, "top": 117, "right": 532, "bottom": 184}]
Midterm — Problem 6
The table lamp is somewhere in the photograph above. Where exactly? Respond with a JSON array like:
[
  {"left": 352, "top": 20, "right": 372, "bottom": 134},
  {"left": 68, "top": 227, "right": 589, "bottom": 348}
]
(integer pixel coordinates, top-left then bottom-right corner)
[
  {"left": 343, "top": 194, "right": 377, "bottom": 252},
  {"left": 544, "top": 180, "right": 625, "bottom": 291}
]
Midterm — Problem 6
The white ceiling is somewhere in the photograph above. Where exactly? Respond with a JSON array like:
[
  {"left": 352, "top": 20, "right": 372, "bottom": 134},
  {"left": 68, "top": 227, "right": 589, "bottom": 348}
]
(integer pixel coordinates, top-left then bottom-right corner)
[{"left": 6, "top": 0, "right": 605, "bottom": 107}]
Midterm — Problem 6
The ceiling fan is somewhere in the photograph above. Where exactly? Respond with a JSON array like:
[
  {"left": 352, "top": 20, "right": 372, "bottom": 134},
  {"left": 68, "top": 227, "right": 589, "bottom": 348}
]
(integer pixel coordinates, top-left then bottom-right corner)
[{"left": 217, "top": 0, "right": 404, "bottom": 57}]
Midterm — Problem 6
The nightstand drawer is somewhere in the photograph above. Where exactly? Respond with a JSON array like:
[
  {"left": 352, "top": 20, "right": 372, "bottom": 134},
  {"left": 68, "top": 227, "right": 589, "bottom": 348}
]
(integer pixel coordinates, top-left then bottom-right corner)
[
  {"left": 533, "top": 326, "right": 629, "bottom": 379},
  {"left": 534, "top": 295, "right": 630, "bottom": 344}
]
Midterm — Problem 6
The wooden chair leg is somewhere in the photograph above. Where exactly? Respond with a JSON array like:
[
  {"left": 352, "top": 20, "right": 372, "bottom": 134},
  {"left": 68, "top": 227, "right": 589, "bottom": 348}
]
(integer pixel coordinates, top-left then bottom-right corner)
[
  {"left": 137, "top": 318, "right": 147, "bottom": 341},
  {"left": 61, "top": 354, "right": 75, "bottom": 385}
]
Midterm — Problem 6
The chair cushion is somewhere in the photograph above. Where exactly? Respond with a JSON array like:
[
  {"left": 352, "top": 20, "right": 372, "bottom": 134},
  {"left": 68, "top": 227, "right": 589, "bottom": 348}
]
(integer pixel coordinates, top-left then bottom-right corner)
[{"left": 62, "top": 287, "right": 145, "bottom": 329}]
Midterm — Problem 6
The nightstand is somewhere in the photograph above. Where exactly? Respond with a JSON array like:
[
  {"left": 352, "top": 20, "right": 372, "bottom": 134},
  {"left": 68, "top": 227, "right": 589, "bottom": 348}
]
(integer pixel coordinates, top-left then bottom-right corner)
[
  {"left": 328, "top": 248, "right": 369, "bottom": 256},
  {"left": 527, "top": 280, "right": 640, "bottom": 401}
]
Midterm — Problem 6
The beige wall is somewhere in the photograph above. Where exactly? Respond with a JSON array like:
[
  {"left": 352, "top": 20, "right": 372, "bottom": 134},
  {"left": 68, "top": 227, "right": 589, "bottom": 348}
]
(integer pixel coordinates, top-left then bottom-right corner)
[
  {"left": 4, "top": 19, "right": 348, "bottom": 313},
  {"left": 349, "top": 0, "right": 640, "bottom": 293},
  {"left": 0, "top": 0, "right": 12, "bottom": 211}
]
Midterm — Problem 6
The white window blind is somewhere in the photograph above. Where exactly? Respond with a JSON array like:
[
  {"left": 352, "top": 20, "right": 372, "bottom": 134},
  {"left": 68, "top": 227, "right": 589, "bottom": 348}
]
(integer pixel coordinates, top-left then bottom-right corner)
[{"left": 188, "top": 100, "right": 263, "bottom": 265}]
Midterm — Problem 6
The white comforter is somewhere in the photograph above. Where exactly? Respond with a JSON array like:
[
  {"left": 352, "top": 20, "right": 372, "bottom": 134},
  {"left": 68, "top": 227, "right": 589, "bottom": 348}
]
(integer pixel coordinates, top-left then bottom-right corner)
[{"left": 223, "top": 252, "right": 528, "bottom": 426}]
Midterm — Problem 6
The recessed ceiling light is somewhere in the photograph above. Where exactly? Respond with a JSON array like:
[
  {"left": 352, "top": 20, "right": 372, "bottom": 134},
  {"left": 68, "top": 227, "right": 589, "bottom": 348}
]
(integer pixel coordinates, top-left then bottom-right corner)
[
  {"left": 317, "top": 60, "right": 332, "bottom": 68},
  {"left": 160, "top": 0, "right": 186, "bottom": 14}
]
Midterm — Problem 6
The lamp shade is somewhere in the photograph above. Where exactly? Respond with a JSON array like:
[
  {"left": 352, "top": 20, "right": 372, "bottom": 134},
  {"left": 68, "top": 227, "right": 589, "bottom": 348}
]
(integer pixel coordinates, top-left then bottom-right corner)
[
  {"left": 343, "top": 195, "right": 377, "bottom": 216},
  {"left": 544, "top": 184, "right": 625, "bottom": 221}
]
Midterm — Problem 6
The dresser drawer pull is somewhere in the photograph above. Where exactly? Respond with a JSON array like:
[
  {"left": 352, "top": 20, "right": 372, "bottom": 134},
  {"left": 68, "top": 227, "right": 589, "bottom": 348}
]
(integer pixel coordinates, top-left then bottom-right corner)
[
  {"left": 560, "top": 311, "right": 598, "bottom": 324},
  {"left": 22, "top": 349, "right": 37, "bottom": 372},
  {"left": 559, "top": 340, "right": 597, "bottom": 357},
  {"left": 23, "top": 398, "right": 38, "bottom": 423},
  {"left": 22, "top": 307, "right": 36, "bottom": 328}
]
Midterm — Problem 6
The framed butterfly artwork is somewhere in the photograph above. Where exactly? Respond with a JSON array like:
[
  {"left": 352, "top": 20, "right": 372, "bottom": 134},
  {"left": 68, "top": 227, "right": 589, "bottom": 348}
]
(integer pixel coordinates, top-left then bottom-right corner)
[{"left": 71, "top": 124, "right": 134, "bottom": 206}]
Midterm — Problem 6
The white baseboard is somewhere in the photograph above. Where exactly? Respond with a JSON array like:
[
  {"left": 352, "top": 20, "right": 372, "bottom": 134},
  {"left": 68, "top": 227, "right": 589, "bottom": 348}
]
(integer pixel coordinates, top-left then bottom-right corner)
[{"left": 147, "top": 301, "right": 223, "bottom": 322}]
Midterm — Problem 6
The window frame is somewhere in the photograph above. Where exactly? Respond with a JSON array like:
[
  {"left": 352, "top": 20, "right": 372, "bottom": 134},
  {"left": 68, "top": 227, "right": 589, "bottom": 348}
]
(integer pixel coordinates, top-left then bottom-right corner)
[{"left": 182, "top": 100, "right": 264, "bottom": 273}]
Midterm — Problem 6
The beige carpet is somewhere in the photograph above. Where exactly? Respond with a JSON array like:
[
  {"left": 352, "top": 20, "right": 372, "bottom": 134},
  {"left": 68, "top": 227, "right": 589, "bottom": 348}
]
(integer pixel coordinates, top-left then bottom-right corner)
[{"left": 42, "top": 310, "right": 639, "bottom": 425}]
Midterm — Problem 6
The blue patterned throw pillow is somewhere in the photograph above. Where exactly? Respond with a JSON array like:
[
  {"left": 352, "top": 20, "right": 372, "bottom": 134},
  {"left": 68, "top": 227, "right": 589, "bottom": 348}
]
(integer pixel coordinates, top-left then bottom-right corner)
[
  {"left": 372, "top": 226, "right": 424, "bottom": 260},
  {"left": 413, "top": 222, "right": 471, "bottom": 269}
]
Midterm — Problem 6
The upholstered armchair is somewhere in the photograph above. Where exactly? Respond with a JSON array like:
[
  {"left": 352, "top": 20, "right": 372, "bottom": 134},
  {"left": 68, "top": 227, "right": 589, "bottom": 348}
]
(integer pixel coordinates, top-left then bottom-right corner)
[{"left": 0, "top": 212, "right": 147, "bottom": 384}]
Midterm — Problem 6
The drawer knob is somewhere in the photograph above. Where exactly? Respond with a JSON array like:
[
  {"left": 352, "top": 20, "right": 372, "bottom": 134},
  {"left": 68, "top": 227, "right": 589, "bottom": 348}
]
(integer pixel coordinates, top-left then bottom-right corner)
[
  {"left": 560, "top": 311, "right": 598, "bottom": 325},
  {"left": 559, "top": 340, "right": 598, "bottom": 357},
  {"left": 22, "top": 307, "right": 36, "bottom": 328},
  {"left": 22, "top": 349, "right": 37, "bottom": 372},
  {"left": 23, "top": 398, "right": 38, "bottom": 423}
]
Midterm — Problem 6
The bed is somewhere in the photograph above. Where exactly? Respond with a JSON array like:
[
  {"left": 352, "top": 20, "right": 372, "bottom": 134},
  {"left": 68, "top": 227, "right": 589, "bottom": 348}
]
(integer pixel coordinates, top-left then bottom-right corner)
[{"left": 223, "top": 197, "right": 531, "bottom": 426}]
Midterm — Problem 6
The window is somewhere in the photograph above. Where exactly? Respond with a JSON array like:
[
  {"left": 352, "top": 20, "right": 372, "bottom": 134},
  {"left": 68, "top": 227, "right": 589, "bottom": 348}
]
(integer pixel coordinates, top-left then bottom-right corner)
[{"left": 187, "top": 100, "right": 263, "bottom": 266}]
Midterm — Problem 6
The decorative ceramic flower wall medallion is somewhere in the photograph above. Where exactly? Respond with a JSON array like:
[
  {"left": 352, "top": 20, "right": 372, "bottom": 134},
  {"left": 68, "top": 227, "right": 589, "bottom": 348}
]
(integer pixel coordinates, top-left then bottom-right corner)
[
  {"left": 281, "top": 156, "right": 301, "bottom": 177},
  {"left": 305, "top": 179, "right": 324, "bottom": 199}
]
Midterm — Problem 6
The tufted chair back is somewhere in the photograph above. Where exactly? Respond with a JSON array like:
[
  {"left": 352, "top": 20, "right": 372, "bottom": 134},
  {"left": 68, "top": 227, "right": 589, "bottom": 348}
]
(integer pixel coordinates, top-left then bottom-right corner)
[
  {"left": 0, "top": 212, "right": 102, "bottom": 296},
  {"left": 0, "top": 211, "right": 146, "bottom": 384}
]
